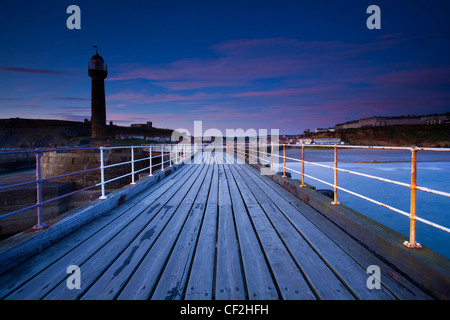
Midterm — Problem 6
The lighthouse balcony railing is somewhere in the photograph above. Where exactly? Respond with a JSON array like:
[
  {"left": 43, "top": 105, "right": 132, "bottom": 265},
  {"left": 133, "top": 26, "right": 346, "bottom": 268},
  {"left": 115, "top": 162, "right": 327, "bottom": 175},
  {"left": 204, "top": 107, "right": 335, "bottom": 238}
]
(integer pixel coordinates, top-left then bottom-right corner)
[
  {"left": 88, "top": 62, "right": 107, "bottom": 72},
  {"left": 0, "top": 144, "right": 193, "bottom": 231}
]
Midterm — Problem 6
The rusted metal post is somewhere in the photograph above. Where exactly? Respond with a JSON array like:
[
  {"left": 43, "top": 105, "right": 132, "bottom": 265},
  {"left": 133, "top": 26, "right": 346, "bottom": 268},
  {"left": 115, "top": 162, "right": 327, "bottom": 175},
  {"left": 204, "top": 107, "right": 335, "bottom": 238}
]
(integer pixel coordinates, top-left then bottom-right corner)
[
  {"left": 404, "top": 147, "right": 422, "bottom": 248},
  {"left": 331, "top": 144, "right": 340, "bottom": 205},
  {"left": 282, "top": 144, "right": 286, "bottom": 177},
  {"left": 33, "top": 151, "right": 47, "bottom": 230},
  {"left": 301, "top": 145, "right": 305, "bottom": 188}
]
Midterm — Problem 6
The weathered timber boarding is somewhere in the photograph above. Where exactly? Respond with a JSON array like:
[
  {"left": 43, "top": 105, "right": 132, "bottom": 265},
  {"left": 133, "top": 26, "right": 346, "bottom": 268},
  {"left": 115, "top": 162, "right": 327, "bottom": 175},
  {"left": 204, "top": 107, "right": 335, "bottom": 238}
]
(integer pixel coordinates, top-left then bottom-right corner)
[{"left": 0, "top": 151, "right": 435, "bottom": 300}]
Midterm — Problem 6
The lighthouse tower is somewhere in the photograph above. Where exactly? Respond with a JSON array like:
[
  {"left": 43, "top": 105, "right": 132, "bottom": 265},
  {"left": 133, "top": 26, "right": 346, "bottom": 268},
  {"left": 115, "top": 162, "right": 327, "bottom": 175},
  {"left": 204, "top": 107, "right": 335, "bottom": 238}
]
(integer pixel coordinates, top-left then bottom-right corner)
[{"left": 88, "top": 47, "right": 108, "bottom": 147}]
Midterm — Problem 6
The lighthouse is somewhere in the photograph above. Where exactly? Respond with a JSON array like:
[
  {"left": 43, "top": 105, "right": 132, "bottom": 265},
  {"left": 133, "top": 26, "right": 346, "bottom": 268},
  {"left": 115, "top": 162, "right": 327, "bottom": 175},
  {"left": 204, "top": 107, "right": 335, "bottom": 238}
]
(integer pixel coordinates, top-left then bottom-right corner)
[{"left": 88, "top": 47, "right": 108, "bottom": 147}]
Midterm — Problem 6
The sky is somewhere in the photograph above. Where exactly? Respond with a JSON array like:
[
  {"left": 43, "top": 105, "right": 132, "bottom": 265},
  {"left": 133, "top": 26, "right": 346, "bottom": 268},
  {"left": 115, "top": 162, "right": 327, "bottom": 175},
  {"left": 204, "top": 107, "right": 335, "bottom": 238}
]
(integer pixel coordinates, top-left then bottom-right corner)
[{"left": 0, "top": 0, "right": 449, "bottom": 135}]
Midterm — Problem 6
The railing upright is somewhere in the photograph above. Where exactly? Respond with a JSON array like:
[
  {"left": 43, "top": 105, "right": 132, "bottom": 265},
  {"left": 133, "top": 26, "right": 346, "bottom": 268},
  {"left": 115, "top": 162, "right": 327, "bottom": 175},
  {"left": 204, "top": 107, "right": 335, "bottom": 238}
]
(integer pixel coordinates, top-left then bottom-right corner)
[
  {"left": 262, "top": 143, "right": 265, "bottom": 166},
  {"left": 161, "top": 145, "right": 164, "bottom": 171},
  {"left": 130, "top": 146, "right": 136, "bottom": 185},
  {"left": 33, "top": 151, "right": 46, "bottom": 230},
  {"left": 99, "top": 147, "right": 107, "bottom": 199},
  {"left": 271, "top": 143, "right": 274, "bottom": 171},
  {"left": 149, "top": 146, "right": 153, "bottom": 177},
  {"left": 331, "top": 144, "right": 340, "bottom": 205},
  {"left": 404, "top": 147, "right": 422, "bottom": 248},
  {"left": 301, "top": 145, "right": 305, "bottom": 188}
]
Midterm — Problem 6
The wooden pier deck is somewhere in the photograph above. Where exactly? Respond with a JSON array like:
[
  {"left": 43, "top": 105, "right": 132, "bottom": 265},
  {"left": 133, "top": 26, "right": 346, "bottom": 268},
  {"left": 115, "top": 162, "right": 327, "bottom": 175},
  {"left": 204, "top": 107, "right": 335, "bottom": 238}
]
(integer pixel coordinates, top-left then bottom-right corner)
[{"left": 0, "top": 152, "right": 432, "bottom": 300}]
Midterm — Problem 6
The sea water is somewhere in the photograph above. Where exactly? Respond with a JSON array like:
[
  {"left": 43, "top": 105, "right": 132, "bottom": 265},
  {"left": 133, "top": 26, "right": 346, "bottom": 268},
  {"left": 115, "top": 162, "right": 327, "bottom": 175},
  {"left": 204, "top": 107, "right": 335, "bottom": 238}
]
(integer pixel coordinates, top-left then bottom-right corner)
[{"left": 277, "top": 148, "right": 450, "bottom": 259}]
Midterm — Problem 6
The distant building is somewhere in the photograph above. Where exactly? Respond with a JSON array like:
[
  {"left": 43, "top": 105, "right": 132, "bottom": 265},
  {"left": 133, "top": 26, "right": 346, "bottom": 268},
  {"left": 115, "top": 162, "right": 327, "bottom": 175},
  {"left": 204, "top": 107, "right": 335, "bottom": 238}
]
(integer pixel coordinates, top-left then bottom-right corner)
[
  {"left": 313, "top": 138, "right": 342, "bottom": 145},
  {"left": 298, "top": 138, "right": 313, "bottom": 145},
  {"left": 315, "top": 127, "right": 335, "bottom": 133},
  {"left": 145, "top": 136, "right": 171, "bottom": 143},
  {"left": 131, "top": 121, "right": 153, "bottom": 129},
  {"left": 335, "top": 113, "right": 449, "bottom": 130},
  {"left": 115, "top": 134, "right": 145, "bottom": 140}
]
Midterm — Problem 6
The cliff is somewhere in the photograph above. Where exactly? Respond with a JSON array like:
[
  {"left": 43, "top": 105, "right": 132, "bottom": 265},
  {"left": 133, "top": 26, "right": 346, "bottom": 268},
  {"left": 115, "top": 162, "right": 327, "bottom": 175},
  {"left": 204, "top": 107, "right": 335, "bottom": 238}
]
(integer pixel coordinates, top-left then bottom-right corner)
[
  {"left": 307, "top": 124, "right": 450, "bottom": 147},
  {"left": 0, "top": 118, "right": 174, "bottom": 149}
]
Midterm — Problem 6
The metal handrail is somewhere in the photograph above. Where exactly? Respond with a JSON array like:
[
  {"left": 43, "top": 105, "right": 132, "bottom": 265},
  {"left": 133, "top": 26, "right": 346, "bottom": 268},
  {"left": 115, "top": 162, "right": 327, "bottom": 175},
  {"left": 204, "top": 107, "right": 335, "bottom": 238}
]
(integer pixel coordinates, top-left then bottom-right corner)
[
  {"left": 232, "top": 142, "right": 450, "bottom": 249},
  {"left": 0, "top": 144, "right": 194, "bottom": 230}
]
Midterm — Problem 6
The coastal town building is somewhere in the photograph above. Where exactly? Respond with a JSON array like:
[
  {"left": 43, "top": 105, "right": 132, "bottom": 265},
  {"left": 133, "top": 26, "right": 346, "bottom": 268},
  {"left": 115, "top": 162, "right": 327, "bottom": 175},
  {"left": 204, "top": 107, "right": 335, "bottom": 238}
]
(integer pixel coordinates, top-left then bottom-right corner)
[
  {"left": 335, "top": 113, "right": 449, "bottom": 130},
  {"left": 131, "top": 122, "right": 153, "bottom": 129},
  {"left": 313, "top": 138, "right": 342, "bottom": 145},
  {"left": 315, "top": 127, "right": 335, "bottom": 133}
]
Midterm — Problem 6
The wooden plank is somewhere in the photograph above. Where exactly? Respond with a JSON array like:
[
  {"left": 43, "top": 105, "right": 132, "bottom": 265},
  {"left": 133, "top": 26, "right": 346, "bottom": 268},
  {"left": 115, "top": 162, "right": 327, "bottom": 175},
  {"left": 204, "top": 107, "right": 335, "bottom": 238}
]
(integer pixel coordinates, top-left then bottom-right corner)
[
  {"left": 223, "top": 162, "right": 279, "bottom": 300},
  {"left": 234, "top": 165, "right": 354, "bottom": 299},
  {"left": 239, "top": 163, "right": 396, "bottom": 300},
  {"left": 227, "top": 163, "right": 316, "bottom": 300},
  {"left": 215, "top": 164, "right": 246, "bottom": 299},
  {"left": 114, "top": 163, "right": 211, "bottom": 299},
  {"left": 4, "top": 163, "right": 199, "bottom": 300},
  {"left": 150, "top": 164, "right": 213, "bottom": 299},
  {"left": 45, "top": 164, "right": 199, "bottom": 300},
  {"left": 81, "top": 163, "right": 208, "bottom": 299},
  {"left": 44, "top": 162, "right": 199, "bottom": 301},
  {"left": 244, "top": 164, "right": 432, "bottom": 299},
  {"left": 184, "top": 164, "right": 219, "bottom": 300},
  {"left": 0, "top": 163, "right": 194, "bottom": 299}
]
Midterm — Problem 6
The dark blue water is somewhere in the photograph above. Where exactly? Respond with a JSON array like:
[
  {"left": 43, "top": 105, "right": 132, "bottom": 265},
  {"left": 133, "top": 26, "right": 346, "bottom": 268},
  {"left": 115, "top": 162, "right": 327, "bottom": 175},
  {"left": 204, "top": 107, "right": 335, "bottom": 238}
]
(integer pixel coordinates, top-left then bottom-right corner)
[{"left": 279, "top": 148, "right": 450, "bottom": 259}]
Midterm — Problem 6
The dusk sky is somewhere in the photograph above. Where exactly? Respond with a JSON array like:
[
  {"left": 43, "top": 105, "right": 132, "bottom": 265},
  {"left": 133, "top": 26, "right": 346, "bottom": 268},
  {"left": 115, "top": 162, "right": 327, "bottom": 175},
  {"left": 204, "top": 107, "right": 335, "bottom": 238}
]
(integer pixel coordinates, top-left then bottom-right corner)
[{"left": 0, "top": 0, "right": 449, "bottom": 135}]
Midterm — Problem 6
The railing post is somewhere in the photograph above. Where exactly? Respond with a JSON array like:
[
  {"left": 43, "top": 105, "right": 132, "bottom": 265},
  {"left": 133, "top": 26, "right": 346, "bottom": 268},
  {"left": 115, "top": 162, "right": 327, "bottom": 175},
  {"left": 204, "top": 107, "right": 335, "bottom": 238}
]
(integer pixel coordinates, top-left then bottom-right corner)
[
  {"left": 169, "top": 144, "right": 172, "bottom": 167},
  {"left": 99, "top": 147, "right": 107, "bottom": 199},
  {"left": 301, "top": 145, "right": 305, "bottom": 188},
  {"left": 256, "top": 140, "right": 259, "bottom": 164},
  {"left": 33, "top": 151, "right": 47, "bottom": 230},
  {"left": 161, "top": 144, "right": 164, "bottom": 171},
  {"left": 404, "top": 147, "right": 422, "bottom": 248},
  {"left": 175, "top": 144, "right": 178, "bottom": 164},
  {"left": 149, "top": 146, "right": 153, "bottom": 177},
  {"left": 331, "top": 144, "right": 340, "bottom": 205},
  {"left": 271, "top": 143, "right": 274, "bottom": 171},
  {"left": 282, "top": 144, "right": 286, "bottom": 177},
  {"left": 262, "top": 143, "right": 265, "bottom": 166},
  {"left": 130, "top": 146, "right": 136, "bottom": 185}
]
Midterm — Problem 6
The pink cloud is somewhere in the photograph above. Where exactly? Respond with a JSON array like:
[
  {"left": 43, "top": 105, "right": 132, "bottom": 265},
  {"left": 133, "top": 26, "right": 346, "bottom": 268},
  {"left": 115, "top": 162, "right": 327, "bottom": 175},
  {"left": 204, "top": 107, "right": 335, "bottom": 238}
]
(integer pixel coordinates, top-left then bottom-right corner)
[
  {"left": 0, "top": 66, "right": 70, "bottom": 75},
  {"left": 371, "top": 66, "right": 450, "bottom": 88},
  {"left": 108, "top": 91, "right": 217, "bottom": 104},
  {"left": 232, "top": 85, "right": 345, "bottom": 98},
  {"left": 108, "top": 36, "right": 407, "bottom": 94}
]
